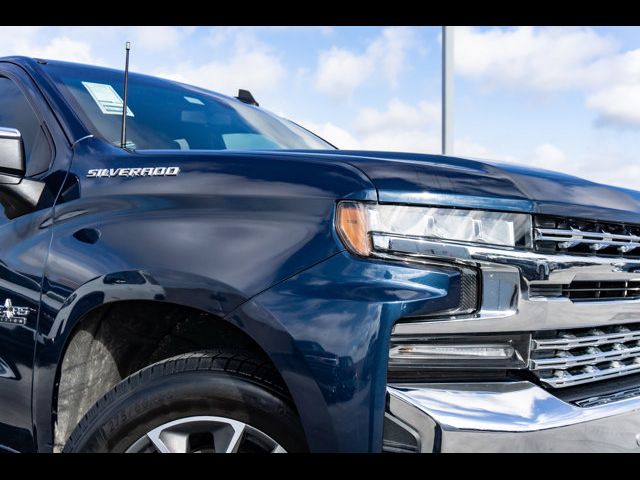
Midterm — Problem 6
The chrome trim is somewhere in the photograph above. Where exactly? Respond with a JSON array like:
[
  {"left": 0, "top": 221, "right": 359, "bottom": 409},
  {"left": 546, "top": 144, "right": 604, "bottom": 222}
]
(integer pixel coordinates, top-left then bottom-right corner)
[
  {"left": 372, "top": 233, "right": 640, "bottom": 282},
  {"left": 529, "top": 323, "right": 640, "bottom": 388},
  {"left": 0, "top": 127, "right": 20, "bottom": 139},
  {"left": 530, "top": 345, "right": 640, "bottom": 368},
  {"left": 386, "top": 382, "right": 640, "bottom": 452},
  {"left": 535, "top": 226, "right": 640, "bottom": 254},
  {"left": 71, "top": 134, "right": 94, "bottom": 148},
  {"left": 537, "top": 362, "right": 640, "bottom": 388},
  {"left": 376, "top": 235, "right": 640, "bottom": 335},
  {"left": 532, "top": 328, "right": 640, "bottom": 351},
  {"left": 385, "top": 389, "right": 438, "bottom": 453},
  {"left": 382, "top": 411, "right": 421, "bottom": 453}
]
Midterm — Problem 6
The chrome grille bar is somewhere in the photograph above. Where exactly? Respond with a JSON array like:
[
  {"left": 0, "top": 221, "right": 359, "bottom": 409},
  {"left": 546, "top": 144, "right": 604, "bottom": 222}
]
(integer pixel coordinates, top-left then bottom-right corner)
[
  {"left": 533, "top": 215, "right": 640, "bottom": 257},
  {"left": 531, "top": 344, "right": 640, "bottom": 369},
  {"left": 532, "top": 329, "right": 640, "bottom": 350},
  {"left": 535, "top": 227, "right": 640, "bottom": 253},
  {"left": 537, "top": 362, "right": 640, "bottom": 388},
  {"left": 530, "top": 324, "right": 640, "bottom": 388}
]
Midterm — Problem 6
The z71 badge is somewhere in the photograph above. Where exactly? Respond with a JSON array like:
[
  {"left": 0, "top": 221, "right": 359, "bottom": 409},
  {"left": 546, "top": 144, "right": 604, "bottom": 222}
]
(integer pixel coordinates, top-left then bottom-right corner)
[
  {"left": 87, "top": 167, "right": 180, "bottom": 178},
  {"left": 0, "top": 299, "right": 30, "bottom": 325}
]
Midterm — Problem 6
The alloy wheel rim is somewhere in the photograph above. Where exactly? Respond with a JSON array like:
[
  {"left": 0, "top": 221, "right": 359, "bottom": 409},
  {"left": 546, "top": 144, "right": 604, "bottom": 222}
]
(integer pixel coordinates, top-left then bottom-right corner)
[{"left": 125, "top": 416, "right": 287, "bottom": 453}]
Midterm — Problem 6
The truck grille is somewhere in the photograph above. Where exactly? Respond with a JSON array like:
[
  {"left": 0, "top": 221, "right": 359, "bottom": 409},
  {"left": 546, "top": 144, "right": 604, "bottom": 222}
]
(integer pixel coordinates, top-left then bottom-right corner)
[
  {"left": 530, "top": 280, "right": 640, "bottom": 301},
  {"left": 534, "top": 215, "right": 640, "bottom": 258},
  {"left": 530, "top": 324, "right": 640, "bottom": 388}
]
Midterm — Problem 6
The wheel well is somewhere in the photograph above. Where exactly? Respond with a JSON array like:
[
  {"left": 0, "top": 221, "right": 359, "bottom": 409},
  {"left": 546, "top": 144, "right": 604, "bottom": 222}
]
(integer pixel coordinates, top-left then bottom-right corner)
[{"left": 53, "top": 300, "right": 286, "bottom": 452}]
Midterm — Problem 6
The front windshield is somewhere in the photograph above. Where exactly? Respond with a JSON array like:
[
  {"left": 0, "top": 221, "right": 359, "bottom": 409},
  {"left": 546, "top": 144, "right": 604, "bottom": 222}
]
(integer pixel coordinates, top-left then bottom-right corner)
[{"left": 43, "top": 62, "right": 334, "bottom": 151}]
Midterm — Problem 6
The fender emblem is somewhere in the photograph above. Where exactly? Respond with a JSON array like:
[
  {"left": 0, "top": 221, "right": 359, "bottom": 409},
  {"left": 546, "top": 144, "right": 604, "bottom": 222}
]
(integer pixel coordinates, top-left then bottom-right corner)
[
  {"left": 0, "top": 299, "right": 30, "bottom": 325},
  {"left": 87, "top": 167, "right": 180, "bottom": 178}
]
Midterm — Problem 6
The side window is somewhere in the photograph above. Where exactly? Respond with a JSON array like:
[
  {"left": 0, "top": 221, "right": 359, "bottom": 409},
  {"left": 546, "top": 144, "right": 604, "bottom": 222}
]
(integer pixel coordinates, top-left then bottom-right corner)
[{"left": 0, "top": 76, "right": 52, "bottom": 176}]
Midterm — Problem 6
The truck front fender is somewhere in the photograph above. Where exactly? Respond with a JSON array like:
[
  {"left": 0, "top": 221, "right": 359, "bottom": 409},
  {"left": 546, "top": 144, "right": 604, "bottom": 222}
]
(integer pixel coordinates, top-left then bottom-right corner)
[{"left": 32, "top": 268, "right": 255, "bottom": 452}]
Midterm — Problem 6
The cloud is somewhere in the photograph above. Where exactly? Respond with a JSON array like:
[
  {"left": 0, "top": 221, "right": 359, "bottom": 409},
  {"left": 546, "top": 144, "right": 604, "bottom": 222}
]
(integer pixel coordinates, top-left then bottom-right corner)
[
  {"left": 158, "top": 51, "right": 286, "bottom": 96},
  {"left": 35, "top": 37, "right": 95, "bottom": 64},
  {"left": 299, "top": 121, "right": 361, "bottom": 149},
  {"left": 314, "top": 27, "right": 417, "bottom": 99},
  {"left": 593, "top": 163, "right": 640, "bottom": 190},
  {"left": 482, "top": 142, "right": 640, "bottom": 190},
  {"left": 155, "top": 33, "right": 286, "bottom": 97},
  {"left": 369, "top": 27, "right": 417, "bottom": 88},
  {"left": 0, "top": 27, "right": 98, "bottom": 65},
  {"left": 455, "top": 26, "right": 617, "bottom": 91},
  {"left": 299, "top": 98, "right": 440, "bottom": 152},
  {"left": 355, "top": 98, "right": 439, "bottom": 135},
  {"left": 454, "top": 26, "right": 640, "bottom": 131},
  {"left": 314, "top": 48, "right": 373, "bottom": 99},
  {"left": 133, "top": 26, "right": 186, "bottom": 52},
  {"left": 530, "top": 143, "right": 568, "bottom": 170},
  {"left": 354, "top": 98, "right": 440, "bottom": 152},
  {"left": 587, "top": 84, "right": 640, "bottom": 128},
  {"left": 453, "top": 137, "right": 495, "bottom": 160},
  {"left": 564, "top": 147, "right": 640, "bottom": 190},
  {"left": 301, "top": 98, "right": 498, "bottom": 160},
  {"left": 0, "top": 26, "right": 41, "bottom": 53}
]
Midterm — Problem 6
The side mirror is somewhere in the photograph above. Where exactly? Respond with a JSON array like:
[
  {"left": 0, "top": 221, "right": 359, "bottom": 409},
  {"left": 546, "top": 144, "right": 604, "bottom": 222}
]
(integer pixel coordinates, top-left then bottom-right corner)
[
  {"left": 0, "top": 126, "right": 47, "bottom": 219},
  {"left": 0, "top": 127, "right": 25, "bottom": 184}
]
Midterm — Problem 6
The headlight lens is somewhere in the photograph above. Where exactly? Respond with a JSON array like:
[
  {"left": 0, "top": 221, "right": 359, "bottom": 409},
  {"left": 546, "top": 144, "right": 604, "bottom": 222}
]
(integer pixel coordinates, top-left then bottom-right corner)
[{"left": 336, "top": 201, "right": 532, "bottom": 256}]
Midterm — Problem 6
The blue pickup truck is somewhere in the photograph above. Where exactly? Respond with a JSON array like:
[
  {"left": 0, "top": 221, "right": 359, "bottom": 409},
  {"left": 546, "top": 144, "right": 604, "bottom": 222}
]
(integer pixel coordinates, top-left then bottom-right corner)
[{"left": 1, "top": 55, "right": 640, "bottom": 453}]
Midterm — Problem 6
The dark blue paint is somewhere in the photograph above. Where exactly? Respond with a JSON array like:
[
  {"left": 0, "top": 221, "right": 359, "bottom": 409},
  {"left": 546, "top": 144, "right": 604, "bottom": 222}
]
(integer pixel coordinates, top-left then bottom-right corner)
[
  {"left": 0, "top": 56, "right": 636, "bottom": 452},
  {"left": 227, "top": 252, "right": 460, "bottom": 452}
]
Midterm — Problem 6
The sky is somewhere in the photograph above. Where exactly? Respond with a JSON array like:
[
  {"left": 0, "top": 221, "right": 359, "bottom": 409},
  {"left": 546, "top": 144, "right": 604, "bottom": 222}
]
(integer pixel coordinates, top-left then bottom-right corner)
[{"left": 0, "top": 26, "right": 639, "bottom": 190}]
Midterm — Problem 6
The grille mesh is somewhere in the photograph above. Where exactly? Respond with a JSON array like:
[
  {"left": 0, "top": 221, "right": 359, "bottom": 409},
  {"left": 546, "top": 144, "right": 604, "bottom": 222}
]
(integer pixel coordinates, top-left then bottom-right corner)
[
  {"left": 530, "top": 280, "right": 640, "bottom": 302},
  {"left": 530, "top": 324, "right": 640, "bottom": 388}
]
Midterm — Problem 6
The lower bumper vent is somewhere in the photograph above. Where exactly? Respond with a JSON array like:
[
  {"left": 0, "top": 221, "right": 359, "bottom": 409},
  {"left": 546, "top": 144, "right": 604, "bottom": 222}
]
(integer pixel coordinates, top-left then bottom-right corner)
[{"left": 530, "top": 280, "right": 640, "bottom": 302}]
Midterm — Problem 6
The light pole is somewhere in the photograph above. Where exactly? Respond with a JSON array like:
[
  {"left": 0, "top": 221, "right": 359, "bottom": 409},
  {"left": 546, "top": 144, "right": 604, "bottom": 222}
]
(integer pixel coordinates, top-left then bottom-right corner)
[{"left": 442, "top": 26, "right": 454, "bottom": 155}]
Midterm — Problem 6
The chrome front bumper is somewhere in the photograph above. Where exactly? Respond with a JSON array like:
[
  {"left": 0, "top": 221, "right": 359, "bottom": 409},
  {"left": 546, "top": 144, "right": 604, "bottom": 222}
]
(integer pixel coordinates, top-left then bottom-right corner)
[{"left": 385, "top": 382, "right": 640, "bottom": 452}]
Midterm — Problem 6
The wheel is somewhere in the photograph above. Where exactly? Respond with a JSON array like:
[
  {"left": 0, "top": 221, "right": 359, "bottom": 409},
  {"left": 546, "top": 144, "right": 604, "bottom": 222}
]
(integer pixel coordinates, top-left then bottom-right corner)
[{"left": 62, "top": 350, "right": 307, "bottom": 453}]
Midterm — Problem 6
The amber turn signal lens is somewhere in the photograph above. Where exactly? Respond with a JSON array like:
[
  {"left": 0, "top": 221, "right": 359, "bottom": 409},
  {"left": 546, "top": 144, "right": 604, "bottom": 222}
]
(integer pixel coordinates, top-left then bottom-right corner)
[{"left": 336, "top": 202, "right": 371, "bottom": 256}]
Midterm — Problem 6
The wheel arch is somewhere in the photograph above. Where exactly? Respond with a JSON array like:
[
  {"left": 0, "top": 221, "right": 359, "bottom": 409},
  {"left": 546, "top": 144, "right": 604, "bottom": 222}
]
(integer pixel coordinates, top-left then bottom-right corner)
[{"left": 33, "top": 268, "right": 330, "bottom": 452}]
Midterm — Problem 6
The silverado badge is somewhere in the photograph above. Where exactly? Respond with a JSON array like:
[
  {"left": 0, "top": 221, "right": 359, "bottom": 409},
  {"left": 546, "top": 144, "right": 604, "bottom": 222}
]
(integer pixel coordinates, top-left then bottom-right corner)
[{"left": 86, "top": 167, "right": 180, "bottom": 178}]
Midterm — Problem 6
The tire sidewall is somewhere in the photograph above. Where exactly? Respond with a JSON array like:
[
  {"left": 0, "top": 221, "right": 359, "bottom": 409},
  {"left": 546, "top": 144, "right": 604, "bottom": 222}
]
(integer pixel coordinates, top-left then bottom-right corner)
[{"left": 66, "top": 370, "right": 307, "bottom": 453}]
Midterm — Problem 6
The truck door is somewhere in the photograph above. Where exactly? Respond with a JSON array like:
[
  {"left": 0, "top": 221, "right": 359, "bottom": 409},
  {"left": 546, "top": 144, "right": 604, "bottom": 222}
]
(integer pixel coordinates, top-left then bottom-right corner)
[{"left": 0, "top": 71, "right": 57, "bottom": 452}]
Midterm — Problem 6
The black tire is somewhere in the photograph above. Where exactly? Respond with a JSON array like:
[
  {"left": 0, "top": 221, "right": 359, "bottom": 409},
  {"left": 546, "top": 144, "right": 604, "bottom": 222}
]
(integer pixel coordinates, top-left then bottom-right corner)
[{"left": 63, "top": 350, "right": 308, "bottom": 453}]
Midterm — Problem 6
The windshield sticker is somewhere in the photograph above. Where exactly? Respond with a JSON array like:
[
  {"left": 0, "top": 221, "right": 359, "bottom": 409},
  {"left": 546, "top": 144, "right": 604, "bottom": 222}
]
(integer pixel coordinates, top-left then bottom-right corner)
[
  {"left": 184, "top": 96, "right": 204, "bottom": 105},
  {"left": 82, "top": 81, "right": 134, "bottom": 116}
]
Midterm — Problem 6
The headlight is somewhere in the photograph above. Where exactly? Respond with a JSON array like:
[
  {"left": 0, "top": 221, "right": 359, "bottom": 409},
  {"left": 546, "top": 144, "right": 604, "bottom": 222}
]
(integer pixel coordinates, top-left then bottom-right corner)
[{"left": 336, "top": 201, "right": 532, "bottom": 256}]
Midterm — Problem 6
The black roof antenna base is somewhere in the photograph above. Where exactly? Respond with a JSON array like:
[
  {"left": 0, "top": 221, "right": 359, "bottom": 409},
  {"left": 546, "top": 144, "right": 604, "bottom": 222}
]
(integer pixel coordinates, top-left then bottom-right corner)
[{"left": 236, "top": 89, "right": 259, "bottom": 107}]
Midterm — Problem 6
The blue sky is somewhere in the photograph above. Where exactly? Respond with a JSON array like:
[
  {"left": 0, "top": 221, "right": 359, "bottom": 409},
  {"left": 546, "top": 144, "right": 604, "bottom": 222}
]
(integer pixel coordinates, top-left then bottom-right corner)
[{"left": 1, "top": 26, "right": 639, "bottom": 190}]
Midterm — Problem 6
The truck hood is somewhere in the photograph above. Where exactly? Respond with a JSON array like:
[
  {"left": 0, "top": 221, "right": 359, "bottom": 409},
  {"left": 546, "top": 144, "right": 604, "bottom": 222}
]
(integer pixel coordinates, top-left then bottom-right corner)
[
  {"left": 281, "top": 149, "right": 640, "bottom": 224},
  {"left": 136, "top": 148, "right": 640, "bottom": 224}
]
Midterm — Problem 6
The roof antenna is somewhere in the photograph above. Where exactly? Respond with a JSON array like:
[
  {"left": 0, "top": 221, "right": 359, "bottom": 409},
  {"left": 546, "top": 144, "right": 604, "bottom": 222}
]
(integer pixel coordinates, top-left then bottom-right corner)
[{"left": 120, "top": 41, "right": 131, "bottom": 149}]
